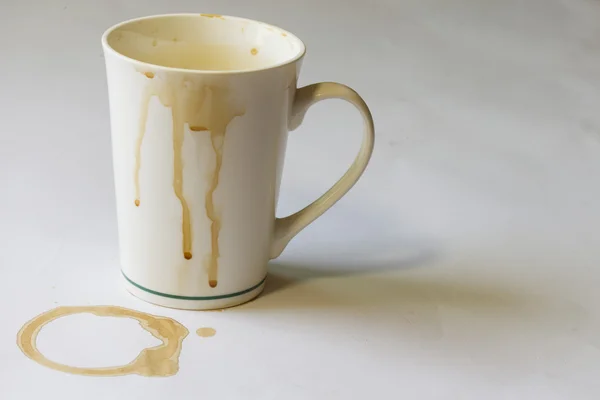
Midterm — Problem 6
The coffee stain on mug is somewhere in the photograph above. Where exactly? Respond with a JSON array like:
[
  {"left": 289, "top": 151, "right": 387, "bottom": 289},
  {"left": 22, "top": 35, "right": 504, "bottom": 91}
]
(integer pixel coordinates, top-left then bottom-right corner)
[
  {"left": 133, "top": 70, "right": 244, "bottom": 283},
  {"left": 170, "top": 92, "right": 194, "bottom": 261},
  {"left": 200, "top": 14, "right": 225, "bottom": 20},
  {"left": 16, "top": 306, "right": 189, "bottom": 377},
  {"left": 133, "top": 74, "right": 155, "bottom": 208},
  {"left": 196, "top": 327, "right": 216, "bottom": 337},
  {"left": 202, "top": 87, "right": 245, "bottom": 288}
]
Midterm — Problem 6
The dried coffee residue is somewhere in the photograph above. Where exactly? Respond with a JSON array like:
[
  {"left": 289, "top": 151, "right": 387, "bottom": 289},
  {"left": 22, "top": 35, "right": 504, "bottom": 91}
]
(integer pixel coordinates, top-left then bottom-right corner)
[{"left": 17, "top": 306, "right": 189, "bottom": 377}]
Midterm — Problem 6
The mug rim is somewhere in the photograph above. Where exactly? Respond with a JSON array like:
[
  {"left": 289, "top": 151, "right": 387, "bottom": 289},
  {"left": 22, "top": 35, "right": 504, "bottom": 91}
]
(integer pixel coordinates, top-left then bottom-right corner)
[{"left": 101, "top": 13, "right": 307, "bottom": 75}]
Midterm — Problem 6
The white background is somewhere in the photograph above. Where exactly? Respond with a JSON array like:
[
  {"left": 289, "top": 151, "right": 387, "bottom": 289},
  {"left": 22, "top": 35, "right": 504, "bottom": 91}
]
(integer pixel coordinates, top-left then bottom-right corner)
[{"left": 2, "top": 0, "right": 600, "bottom": 399}]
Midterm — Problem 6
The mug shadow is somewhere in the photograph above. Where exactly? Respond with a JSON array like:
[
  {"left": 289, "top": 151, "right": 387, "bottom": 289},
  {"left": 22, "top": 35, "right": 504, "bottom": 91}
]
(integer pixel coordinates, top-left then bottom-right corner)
[
  {"left": 241, "top": 265, "right": 534, "bottom": 315},
  {"left": 233, "top": 263, "right": 586, "bottom": 377},
  {"left": 228, "top": 229, "right": 573, "bottom": 350},
  {"left": 262, "top": 240, "right": 437, "bottom": 295},
  {"left": 228, "top": 243, "right": 589, "bottom": 376},
  {"left": 234, "top": 242, "right": 538, "bottom": 318}
]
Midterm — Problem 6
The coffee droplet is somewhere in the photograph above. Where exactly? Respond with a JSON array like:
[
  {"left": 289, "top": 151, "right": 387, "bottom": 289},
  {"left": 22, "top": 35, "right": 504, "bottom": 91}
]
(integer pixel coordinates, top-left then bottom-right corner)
[
  {"left": 134, "top": 199, "right": 140, "bottom": 207},
  {"left": 184, "top": 252, "right": 193, "bottom": 260},
  {"left": 190, "top": 126, "right": 208, "bottom": 131},
  {"left": 144, "top": 72, "right": 155, "bottom": 79},
  {"left": 16, "top": 306, "right": 189, "bottom": 377},
  {"left": 209, "top": 279, "right": 218, "bottom": 288},
  {"left": 250, "top": 48, "right": 258, "bottom": 55},
  {"left": 196, "top": 327, "right": 216, "bottom": 337}
]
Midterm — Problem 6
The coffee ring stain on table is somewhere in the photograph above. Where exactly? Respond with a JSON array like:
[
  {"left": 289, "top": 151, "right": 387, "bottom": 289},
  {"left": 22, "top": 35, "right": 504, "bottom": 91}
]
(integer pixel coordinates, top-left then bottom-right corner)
[{"left": 17, "top": 306, "right": 189, "bottom": 377}]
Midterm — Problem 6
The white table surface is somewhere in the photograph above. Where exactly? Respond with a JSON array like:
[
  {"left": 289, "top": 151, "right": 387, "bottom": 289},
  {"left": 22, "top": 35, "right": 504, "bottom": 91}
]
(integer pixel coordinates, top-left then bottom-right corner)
[{"left": 2, "top": 0, "right": 600, "bottom": 398}]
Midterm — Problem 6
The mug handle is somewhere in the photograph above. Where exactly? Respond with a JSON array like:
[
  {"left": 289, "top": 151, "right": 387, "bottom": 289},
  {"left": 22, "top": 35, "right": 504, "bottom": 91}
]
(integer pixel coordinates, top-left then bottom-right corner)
[{"left": 270, "top": 82, "right": 375, "bottom": 259}]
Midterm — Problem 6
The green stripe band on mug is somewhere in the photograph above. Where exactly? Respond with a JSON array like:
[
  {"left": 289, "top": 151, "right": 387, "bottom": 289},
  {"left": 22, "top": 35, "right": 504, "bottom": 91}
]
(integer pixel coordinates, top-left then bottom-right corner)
[{"left": 122, "top": 271, "right": 267, "bottom": 300}]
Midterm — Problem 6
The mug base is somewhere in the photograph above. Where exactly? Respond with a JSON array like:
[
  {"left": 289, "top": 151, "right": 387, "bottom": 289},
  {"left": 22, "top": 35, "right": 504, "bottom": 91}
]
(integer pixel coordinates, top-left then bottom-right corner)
[{"left": 121, "top": 273, "right": 266, "bottom": 310}]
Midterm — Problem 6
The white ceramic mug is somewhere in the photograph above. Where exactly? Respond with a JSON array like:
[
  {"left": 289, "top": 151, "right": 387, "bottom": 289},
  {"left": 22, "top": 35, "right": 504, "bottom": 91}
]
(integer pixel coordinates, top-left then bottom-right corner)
[{"left": 102, "top": 14, "right": 375, "bottom": 309}]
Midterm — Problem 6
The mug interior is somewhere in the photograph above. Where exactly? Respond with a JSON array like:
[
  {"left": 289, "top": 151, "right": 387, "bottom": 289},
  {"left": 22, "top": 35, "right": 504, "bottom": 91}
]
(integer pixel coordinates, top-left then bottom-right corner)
[{"left": 103, "top": 14, "right": 305, "bottom": 72}]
